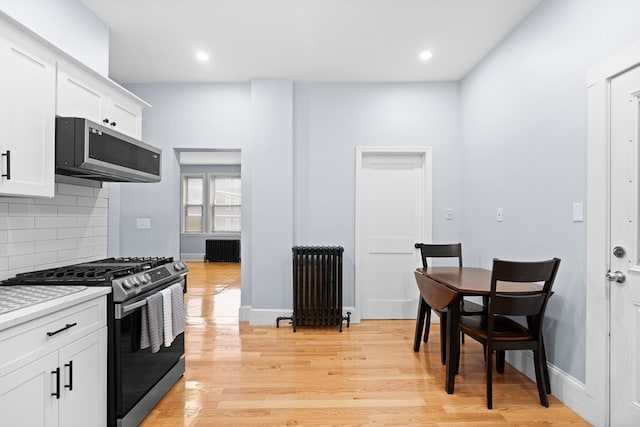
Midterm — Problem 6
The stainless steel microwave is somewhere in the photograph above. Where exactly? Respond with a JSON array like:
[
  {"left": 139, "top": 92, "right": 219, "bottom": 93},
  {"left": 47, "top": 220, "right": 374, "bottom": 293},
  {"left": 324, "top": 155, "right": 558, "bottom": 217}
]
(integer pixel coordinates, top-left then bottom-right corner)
[{"left": 55, "top": 117, "right": 161, "bottom": 183}]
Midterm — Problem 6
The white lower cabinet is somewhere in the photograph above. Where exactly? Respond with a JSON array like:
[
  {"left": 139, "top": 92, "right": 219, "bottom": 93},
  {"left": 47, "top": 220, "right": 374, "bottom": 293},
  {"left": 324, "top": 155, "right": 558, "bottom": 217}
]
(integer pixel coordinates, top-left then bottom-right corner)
[
  {"left": 0, "top": 295, "right": 108, "bottom": 427},
  {"left": 0, "top": 328, "right": 106, "bottom": 427}
]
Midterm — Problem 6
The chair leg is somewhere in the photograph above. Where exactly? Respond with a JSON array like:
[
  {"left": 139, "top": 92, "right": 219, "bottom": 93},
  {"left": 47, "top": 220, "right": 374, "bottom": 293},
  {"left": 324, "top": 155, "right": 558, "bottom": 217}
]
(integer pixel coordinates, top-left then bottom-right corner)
[
  {"left": 414, "top": 298, "right": 428, "bottom": 352},
  {"left": 496, "top": 350, "right": 505, "bottom": 374},
  {"left": 423, "top": 307, "right": 432, "bottom": 343},
  {"left": 486, "top": 346, "right": 493, "bottom": 409},
  {"left": 533, "top": 349, "right": 550, "bottom": 407},
  {"left": 541, "top": 337, "right": 551, "bottom": 394}
]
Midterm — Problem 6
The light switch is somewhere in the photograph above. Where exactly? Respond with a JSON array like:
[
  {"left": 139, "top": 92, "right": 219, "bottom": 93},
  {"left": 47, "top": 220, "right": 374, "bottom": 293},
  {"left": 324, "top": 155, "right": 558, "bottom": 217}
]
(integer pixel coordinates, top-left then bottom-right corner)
[
  {"left": 497, "top": 208, "right": 503, "bottom": 222},
  {"left": 446, "top": 208, "right": 454, "bottom": 220},
  {"left": 572, "top": 202, "right": 584, "bottom": 222},
  {"left": 136, "top": 218, "right": 151, "bottom": 229}
]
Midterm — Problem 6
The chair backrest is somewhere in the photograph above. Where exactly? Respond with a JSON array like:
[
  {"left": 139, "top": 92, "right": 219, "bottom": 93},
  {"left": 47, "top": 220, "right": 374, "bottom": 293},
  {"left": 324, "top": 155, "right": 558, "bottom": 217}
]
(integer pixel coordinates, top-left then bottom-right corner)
[
  {"left": 414, "top": 243, "right": 462, "bottom": 269},
  {"left": 488, "top": 258, "right": 561, "bottom": 326}
]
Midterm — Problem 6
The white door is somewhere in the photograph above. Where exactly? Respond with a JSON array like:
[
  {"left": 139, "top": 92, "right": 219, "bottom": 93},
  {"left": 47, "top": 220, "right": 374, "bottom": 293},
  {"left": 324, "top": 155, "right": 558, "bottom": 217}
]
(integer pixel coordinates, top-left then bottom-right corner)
[
  {"left": 356, "top": 148, "right": 432, "bottom": 319},
  {"left": 609, "top": 63, "right": 640, "bottom": 425}
]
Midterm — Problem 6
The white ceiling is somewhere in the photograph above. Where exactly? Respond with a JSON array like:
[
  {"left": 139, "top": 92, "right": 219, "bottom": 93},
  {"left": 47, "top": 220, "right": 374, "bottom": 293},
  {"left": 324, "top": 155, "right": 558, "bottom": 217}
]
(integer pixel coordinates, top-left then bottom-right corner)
[{"left": 80, "top": 0, "right": 541, "bottom": 84}]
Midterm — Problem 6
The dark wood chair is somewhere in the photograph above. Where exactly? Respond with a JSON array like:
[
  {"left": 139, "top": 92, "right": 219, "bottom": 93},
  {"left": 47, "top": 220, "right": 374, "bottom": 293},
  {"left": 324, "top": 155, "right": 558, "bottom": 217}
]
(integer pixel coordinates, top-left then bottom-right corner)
[
  {"left": 457, "top": 257, "right": 561, "bottom": 409},
  {"left": 413, "top": 243, "right": 483, "bottom": 364}
]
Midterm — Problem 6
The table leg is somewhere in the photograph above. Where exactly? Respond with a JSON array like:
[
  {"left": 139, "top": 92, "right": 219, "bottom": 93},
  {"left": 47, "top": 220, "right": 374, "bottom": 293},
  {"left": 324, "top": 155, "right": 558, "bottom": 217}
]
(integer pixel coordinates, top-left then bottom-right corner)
[{"left": 445, "top": 295, "right": 461, "bottom": 394}]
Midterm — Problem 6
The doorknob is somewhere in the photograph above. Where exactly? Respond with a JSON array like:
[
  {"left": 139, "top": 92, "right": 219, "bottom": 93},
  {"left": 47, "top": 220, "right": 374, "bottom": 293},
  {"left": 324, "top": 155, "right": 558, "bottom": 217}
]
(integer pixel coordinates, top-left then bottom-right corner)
[
  {"left": 613, "top": 246, "right": 626, "bottom": 258},
  {"left": 606, "top": 270, "right": 626, "bottom": 284}
]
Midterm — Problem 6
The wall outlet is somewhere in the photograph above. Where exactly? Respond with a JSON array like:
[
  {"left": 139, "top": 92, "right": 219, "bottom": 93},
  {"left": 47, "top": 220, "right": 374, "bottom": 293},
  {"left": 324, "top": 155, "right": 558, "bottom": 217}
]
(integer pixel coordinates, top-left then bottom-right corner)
[
  {"left": 136, "top": 218, "right": 151, "bottom": 229},
  {"left": 496, "top": 208, "right": 503, "bottom": 222},
  {"left": 446, "top": 208, "right": 454, "bottom": 220}
]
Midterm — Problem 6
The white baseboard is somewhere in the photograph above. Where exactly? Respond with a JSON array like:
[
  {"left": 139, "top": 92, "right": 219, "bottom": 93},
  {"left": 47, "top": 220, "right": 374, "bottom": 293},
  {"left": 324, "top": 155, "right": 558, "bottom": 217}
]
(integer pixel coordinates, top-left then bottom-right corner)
[
  {"left": 180, "top": 253, "right": 205, "bottom": 261},
  {"left": 240, "top": 307, "right": 357, "bottom": 326},
  {"left": 506, "top": 351, "right": 593, "bottom": 423}
]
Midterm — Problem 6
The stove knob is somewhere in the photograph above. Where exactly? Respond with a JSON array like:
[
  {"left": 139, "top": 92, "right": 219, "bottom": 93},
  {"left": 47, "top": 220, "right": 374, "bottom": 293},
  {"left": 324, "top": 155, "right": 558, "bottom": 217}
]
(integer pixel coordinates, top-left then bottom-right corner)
[
  {"left": 173, "top": 263, "right": 182, "bottom": 271},
  {"left": 140, "top": 274, "right": 149, "bottom": 284},
  {"left": 122, "top": 279, "right": 132, "bottom": 290},
  {"left": 132, "top": 277, "right": 140, "bottom": 287},
  {"left": 145, "top": 273, "right": 152, "bottom": 282}
]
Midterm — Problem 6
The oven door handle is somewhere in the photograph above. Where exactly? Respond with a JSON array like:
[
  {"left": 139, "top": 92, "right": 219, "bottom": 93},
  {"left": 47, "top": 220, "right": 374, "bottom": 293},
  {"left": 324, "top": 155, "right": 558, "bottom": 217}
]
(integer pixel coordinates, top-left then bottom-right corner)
[{"left": 115, "top": 299, "right": 147, "bottom": 319}]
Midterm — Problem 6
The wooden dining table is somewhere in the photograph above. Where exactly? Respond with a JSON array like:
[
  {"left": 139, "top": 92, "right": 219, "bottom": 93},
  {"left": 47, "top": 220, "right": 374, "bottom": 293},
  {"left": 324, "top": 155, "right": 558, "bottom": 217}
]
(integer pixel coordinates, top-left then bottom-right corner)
[{"left": 414, "top": 267, "right": 544, "bottom": 394}]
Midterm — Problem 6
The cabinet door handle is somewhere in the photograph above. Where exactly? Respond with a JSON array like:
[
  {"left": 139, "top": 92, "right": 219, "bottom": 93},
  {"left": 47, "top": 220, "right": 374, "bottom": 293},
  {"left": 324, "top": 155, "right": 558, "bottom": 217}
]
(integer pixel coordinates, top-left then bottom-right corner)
[
  {"left": 46, "top": 322, "right": 77, "bottom": 337},
  {"left": 51, "top": 367, "right": 60, "bottom": 399},
  {"left": 2, "top": 150, "right": 10, "bottom": 180},
  {"left": 64, "top": 360, "right": 73, "bottom": 391},
  {"left": 102, "top": 118, "right": 109, "bottom": 124},
  {"left": 110, "top": 121, "right": 116, "bottom": 127}
]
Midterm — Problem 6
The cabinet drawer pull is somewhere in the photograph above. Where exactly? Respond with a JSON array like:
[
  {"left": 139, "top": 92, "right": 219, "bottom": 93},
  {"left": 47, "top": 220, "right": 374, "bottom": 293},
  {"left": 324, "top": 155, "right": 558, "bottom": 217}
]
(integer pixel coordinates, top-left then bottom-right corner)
[
  {"left": 46, "top": 322, "right": 77, "bottom": 337},
  {"left": 2, "top": 150, "right": 10, "bottom": 180},
  {"left": 102, "top": 118, "right": 109, "bottom": 124},
  {"left": 64, "top": 360, "right": 73, "bottom": 391},
  {"left": 51, "top": 367, "right": 60, "bottom": 399}
]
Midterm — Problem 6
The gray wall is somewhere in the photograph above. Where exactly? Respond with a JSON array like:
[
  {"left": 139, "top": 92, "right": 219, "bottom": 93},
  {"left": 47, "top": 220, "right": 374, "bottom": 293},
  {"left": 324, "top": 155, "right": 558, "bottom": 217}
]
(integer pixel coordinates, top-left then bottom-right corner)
[
  {"left": 459, "top": 0, "right": 640, "bottom": 382},
  {"left": 293, "top": 82, "right": 462, "bottom": 305},
  {"left": 122, "top": 81, "right": 462, "bottom": 312}
]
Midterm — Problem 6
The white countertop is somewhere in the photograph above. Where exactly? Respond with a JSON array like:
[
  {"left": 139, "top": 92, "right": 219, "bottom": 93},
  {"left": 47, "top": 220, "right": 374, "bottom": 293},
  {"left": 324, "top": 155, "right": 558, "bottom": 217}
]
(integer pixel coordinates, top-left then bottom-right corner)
[{"left": 0, "top": 286, "right": 111, "bottom": 332}]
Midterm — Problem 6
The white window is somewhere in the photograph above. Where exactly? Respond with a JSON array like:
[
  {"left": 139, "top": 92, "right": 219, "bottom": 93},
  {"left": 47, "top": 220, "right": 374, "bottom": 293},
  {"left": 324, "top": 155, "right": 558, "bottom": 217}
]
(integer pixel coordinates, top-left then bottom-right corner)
[
  {"left": 182, "top": 175, "right": 204, "bottom": 233},
  {"left": 210, "top": 176, "right": 241, "bottom": 233},
  {"left": 181, "top": 174, "right": 241, "bottom": 234}
]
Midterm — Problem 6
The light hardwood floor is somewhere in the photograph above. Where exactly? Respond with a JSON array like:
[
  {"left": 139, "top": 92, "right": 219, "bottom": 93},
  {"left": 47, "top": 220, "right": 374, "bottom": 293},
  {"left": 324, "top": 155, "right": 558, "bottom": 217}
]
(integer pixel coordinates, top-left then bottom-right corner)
[{"left": 140, "top": 262, "right": 590, "bottom": 426}]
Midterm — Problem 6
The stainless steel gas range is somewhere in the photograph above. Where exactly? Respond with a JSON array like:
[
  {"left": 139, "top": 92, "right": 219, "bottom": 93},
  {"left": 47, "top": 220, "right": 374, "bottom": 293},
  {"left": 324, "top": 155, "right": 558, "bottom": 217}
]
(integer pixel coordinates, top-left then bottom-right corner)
[{"left": 1, "top": 257, "right": 188, "bottom": 427}]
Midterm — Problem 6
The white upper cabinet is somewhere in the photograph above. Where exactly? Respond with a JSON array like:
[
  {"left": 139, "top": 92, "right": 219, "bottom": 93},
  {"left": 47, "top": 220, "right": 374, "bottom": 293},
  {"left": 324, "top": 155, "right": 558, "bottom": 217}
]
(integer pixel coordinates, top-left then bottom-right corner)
[
  {"left": 0, "top": 30, "right": 56, "bottom": 198},
  {"left": 57, "top": 59, "right": 144, "bottom": 139},
  {"left": 0, "top": 11, "right": 150, "bottom": 198}
]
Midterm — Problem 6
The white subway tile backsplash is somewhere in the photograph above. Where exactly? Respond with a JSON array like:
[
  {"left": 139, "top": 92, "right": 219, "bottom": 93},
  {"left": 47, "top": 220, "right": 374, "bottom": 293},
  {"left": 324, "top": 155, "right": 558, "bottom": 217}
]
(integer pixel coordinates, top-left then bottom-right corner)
[
  {"left": 77, "top": 216, "right": 108, "bottom": 228},
  {"left": 58, "top": 206, "right": 108, "bottom": 217},
  {"left": 0, "top": 183, "right": 109, "bottom": 277},
  {"left": 35, "top": 216, "right": 77, "bottom": 229},
  {"left": 77, "top": 196, "right": 108, "bottom": 208},
  {"left": 9, "top": 204, "right": 58, "bottom": 217},
  {"left": 0, "top": 216, "right": 35, "bottom": 230},
  {"left": 35, "top": 194, "right": 77, "bottom": 206},
  {"left": 9, "top": 251, "right": 58, "bottom": 269},
  {"left": 77, "top": 236, "right": 108, "bottom": 248},
  {"left": 93, "top": 226, "right": 108, "bottom": 236},
  {"left": 57, "top": 182, "right": 98, "bottom": 197},
  {"left": 3, "top": 242, "right": 35, "bottom": 257},
  {"left": 36, "top": 238, "right": 77, "bottom": 253},
  {"left": 58, "top": 227, "right": 93, "bottom": 239},
  {"left": 8, "top": 228, "right": 57, "bottom": 243}
]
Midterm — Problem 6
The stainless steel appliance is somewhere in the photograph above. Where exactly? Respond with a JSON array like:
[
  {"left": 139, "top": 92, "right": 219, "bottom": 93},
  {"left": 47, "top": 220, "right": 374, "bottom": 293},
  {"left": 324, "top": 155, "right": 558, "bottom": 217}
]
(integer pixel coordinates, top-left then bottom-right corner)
[
  {"left": 55, "top": 117, "right": 162, "bottom": 183},
  {"left": 1, "top": 257, "right": 187, "bottom": 427}
]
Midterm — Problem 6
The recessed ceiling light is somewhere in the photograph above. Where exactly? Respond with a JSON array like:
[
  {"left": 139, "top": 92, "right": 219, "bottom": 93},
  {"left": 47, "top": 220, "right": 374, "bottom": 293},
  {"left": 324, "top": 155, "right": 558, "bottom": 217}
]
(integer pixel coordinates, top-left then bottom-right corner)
[
  {"left": 419, "top": 50, "right": 433, "bottom": 62},
  {"left": 196, "top": 51, "right": 209, "bottom": 62}
]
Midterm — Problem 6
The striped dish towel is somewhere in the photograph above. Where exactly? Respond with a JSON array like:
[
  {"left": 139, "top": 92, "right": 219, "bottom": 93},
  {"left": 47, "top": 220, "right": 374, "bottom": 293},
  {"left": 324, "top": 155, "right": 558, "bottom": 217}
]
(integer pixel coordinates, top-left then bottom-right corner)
[
  {"left": 145, "top": 292, "right": 164, "bottom": 353},
  {"left": 170, "top": 282, "right": 186, "bottom": 337}
]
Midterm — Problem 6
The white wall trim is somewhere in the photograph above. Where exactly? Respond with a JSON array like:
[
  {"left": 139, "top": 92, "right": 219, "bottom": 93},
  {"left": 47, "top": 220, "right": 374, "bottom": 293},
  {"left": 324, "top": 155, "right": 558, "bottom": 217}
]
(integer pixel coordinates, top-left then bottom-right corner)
[
  {"left": 586, "top": 39, "right": 640, "bottom": 427},
  {"left": 505, "top": 353, "right": 592, "bottom": 422},
  {"left": 243, "top": 306, "right": 356, "bottom": 326}
]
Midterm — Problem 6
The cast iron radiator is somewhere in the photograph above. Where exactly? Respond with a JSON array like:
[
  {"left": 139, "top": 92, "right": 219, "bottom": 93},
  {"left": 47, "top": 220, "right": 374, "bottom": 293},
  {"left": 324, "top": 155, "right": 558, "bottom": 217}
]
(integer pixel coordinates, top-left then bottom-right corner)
[
  {"left": 277, "top": 246, "right": 351, "bottom": 332},
  {"left": 204, "top": 239, "right": 241, "bottom": 262}
]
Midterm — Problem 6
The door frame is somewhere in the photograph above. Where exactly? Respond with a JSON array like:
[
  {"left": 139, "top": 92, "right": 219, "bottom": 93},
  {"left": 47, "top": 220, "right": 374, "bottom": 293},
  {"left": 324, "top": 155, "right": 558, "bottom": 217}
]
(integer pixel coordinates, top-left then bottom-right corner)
[
  {"left": 587, "top": 40, "right": 640, "bottom": 426},
  {"left": 354, "top": 146, "right": 433, "bottom": 322}
]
